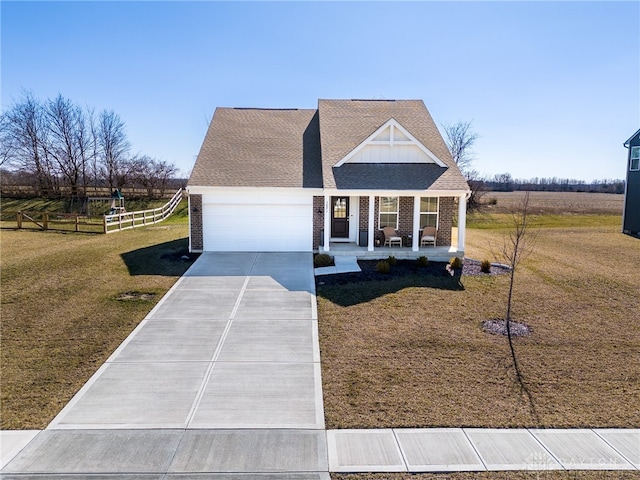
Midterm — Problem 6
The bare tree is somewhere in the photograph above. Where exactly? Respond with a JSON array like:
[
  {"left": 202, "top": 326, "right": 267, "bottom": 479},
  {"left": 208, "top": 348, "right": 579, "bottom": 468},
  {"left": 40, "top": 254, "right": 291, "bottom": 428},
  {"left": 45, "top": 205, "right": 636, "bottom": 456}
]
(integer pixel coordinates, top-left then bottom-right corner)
[
  {"left": 442, "top": 120, "right": 486, "bottom": 210},
  {"left": 1, "top": 92, "right": 56, "bottom": 195},
  {"left": 96, "top": 109, "right": 130, "bottom": 190},
  {"left": 44, "top": 94, "right": 93, "bottom": 197},
  {"left": 494, "top": 192, "right": 537, "bottom": 404},
  {"left": 499, "top": 192, "right": 535, "bottom": 329},
  {"left": 464, "top": 168, "right": 489, "bottom": 209},
  {"left": 133, "top": 156, "right": 178, "bottom": 197},
  {"left": 442, "top": 120, "right": 478, "bottom": 173},
  {"left": 0, "top": 113, "right": 15, "bottom": 167}
]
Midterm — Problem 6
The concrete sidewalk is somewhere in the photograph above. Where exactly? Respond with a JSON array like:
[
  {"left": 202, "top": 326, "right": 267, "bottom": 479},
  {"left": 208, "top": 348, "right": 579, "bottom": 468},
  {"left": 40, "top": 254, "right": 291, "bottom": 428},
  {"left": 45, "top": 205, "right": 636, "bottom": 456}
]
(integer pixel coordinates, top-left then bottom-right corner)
[{"left": 328, "top": 428, "right": 639, "bottom": 473}]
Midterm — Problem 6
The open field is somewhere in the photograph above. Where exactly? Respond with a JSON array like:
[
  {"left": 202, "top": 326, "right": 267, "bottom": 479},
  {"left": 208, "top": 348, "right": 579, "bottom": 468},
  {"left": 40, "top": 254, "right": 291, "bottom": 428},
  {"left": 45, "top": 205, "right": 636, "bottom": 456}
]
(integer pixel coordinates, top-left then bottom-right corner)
[
  {"left": 480, "top": 191, "right": 624, "bottom": 215},
  {"left": 0, "top": 200, "right": 193, "bottom": 429},
  {"left": 318, "top": 202, "right": 639, "bottom": 429}
]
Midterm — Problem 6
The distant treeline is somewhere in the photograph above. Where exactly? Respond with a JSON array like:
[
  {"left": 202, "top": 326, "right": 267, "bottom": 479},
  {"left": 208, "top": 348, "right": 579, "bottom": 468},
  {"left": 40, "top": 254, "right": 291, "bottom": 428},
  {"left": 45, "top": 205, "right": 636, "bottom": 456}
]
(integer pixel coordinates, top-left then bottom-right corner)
[
  {"left": 479, "top": 173, "right": 625, "bottom": 194},
  {"left": 0, "top": 171, "right": 187, "bottom": 199}
]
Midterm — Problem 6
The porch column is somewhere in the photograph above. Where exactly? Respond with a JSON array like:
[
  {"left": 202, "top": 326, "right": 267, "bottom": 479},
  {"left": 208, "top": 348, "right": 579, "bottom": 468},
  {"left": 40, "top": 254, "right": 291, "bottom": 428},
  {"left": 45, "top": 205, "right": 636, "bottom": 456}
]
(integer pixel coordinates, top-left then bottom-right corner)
[
  {"left": 367, "top": 195, "right": 375, "bottom": 251},
  {"left": 323, "top": 194, "right": 331, "bottom": 252},
  {"left": 412, "top": 195, "right": 420, "bottom": 251},
  {"left": 457, "top": 194, "right": 467, "bottom": 252}
]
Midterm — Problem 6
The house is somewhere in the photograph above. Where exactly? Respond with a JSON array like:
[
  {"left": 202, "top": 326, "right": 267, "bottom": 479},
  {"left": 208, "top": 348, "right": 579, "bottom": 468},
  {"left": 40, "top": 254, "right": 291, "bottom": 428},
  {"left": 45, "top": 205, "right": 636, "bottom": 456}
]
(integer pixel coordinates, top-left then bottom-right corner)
[
  {"left": 623, "top": 128, "right": 640, "bottom": 237},
  {"left": 187, "top": 99, "right": 471, "bottom": 259}
]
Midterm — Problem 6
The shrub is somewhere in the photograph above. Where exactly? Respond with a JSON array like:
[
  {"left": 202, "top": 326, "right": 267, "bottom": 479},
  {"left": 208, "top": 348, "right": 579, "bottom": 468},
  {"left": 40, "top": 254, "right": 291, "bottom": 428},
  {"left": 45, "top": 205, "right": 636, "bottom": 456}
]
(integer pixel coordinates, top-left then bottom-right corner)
[
  {"left": 376, "top": 260, "right": 391, "bottom": 274},
  {"left": 449, "top": 257, "right": 463, "bottom": 270},
  {"left": 314, "top": 253, "right": 333, "bottom": 267},
  {"left": 480, "top": 259, "right": 492, "bottom": 273},
  {"left": 386, "top": 255, "right": 397, "bottom": 266},
  {"left": 416, "top": 256, "right": 429, "bottom": 267}
]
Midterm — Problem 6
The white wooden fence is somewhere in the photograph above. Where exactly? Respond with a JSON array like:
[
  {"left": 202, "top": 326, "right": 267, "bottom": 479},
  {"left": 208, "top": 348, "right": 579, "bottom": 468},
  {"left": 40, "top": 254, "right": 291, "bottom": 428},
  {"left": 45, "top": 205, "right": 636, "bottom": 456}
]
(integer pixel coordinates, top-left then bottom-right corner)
[{"left": 103, "top": 189, "right": 183, "bottom": 233}]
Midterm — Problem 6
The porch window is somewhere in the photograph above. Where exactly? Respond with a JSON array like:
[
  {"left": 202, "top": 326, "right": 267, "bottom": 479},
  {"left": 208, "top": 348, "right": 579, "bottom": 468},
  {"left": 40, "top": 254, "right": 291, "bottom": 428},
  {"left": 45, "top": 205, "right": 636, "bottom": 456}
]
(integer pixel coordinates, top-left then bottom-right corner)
[
  {"left": 379, "top": 196, "right": 399, "bottom": 229},
  {"left": 419, "top": 197, "right": 439, "bottom": 228},
  {"left": 631, "top": 146, "right": 640, "bottom": 171}
]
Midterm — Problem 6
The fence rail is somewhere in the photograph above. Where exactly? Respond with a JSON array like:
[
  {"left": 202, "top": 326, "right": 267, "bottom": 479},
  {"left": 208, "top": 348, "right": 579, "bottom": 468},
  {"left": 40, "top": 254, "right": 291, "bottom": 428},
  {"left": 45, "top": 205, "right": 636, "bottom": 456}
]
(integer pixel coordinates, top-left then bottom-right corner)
[
  {"left": 0, "top": 184, "right": 185, "bottom": 199},
  {"left": 103, "top": 188, "right": 183, "bottom": 233},
  {"left": 6, "top": 211, "right": 106, "bottom": 233},
  {"left": 4, "top": 189, "right": 184, "bottom": 234}
]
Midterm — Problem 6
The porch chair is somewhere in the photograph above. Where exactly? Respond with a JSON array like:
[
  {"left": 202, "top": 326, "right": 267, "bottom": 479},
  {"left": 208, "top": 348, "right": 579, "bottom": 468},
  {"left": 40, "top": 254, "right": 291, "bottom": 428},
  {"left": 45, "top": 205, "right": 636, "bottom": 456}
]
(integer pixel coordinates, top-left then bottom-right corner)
[
  {"left": 383, "top": 226, "right": 402, "bottom": 247},
  {"left": 420, "top": 226, "right": 437, "bottom": 247}
]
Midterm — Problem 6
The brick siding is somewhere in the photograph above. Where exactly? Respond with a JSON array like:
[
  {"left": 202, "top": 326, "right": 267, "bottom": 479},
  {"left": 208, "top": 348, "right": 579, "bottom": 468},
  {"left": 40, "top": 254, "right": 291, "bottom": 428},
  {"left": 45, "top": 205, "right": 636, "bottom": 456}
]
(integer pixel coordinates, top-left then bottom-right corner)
[
  {"left": 398, "top": 197, "right": 414, "bottom": 237},
  {"left": 359, "top": 197, "right": 368, "bottom": 231},
  {"left": 313, "top": 196, "right": 324, "bottom": 250},
  {"left": 189, "top": 194, "right": 203, "bottom": 252},
  {"left": 437, "top": 197, "right": 454, "bottom": 246}
]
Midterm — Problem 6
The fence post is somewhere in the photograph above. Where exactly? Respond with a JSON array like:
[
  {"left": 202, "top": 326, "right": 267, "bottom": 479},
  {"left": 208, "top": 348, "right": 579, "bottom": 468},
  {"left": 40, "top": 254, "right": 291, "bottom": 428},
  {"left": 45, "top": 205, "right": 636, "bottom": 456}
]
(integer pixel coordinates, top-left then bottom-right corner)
[
  {"left": 103, "top": 215, "right": 107, "bottom": 234},
  {"left": 42, "top": 213, "right": 49, "bottom": 231},
  {"left": 75, "top": 214, "right": 80, "bottom": 232},
  {"left": 17, "top": 211, "right": 22, "bottom": 229}
]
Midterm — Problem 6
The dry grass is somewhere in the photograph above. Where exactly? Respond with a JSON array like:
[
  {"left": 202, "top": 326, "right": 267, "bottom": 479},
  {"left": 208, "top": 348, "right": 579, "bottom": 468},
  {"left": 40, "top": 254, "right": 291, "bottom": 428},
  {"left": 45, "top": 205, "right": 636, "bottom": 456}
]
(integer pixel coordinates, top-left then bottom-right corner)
[
  {"left": 332, "top": 472, "right": 640, "bottom": 480},
  {"left": 318, "top": 215, "right": 640, "bottom": 429},
  {"left": 481, "top": 191, "right": 624, "bottom": 215},
  {"left": 0, "top": 201, "right": 193, "bottom": 429}
]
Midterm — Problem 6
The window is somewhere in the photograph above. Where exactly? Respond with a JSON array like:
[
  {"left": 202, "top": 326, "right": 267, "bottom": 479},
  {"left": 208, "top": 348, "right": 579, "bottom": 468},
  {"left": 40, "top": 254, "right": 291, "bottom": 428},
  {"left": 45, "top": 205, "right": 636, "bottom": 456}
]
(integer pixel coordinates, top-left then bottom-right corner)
[
  {"left": 333, "top": 198, "right": 347, "bottom": 218},
  {"left": 379, "top": 196, "right": 398, "bottom": 229},
  {"left": 631, "top": 146, "right": 640, "bottom": 171},
  {"left": 420, "top": 197, "right": 439, "bottom": 228}
]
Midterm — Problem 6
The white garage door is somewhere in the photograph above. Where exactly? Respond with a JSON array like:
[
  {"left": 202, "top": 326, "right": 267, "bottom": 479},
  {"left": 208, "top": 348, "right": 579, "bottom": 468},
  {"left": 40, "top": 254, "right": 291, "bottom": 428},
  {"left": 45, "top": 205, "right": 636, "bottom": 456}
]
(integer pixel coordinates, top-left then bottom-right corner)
[{"left": 202, "top": 194, "right": 313, "bottom": 252}]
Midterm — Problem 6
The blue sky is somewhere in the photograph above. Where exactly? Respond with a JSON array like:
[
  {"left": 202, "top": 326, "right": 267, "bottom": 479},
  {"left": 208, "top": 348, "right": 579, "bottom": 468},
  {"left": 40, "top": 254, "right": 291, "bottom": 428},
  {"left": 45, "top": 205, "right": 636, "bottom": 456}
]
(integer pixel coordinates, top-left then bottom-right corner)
[{"left": 2, "top": 1, "right": 639, "bottom": 181}]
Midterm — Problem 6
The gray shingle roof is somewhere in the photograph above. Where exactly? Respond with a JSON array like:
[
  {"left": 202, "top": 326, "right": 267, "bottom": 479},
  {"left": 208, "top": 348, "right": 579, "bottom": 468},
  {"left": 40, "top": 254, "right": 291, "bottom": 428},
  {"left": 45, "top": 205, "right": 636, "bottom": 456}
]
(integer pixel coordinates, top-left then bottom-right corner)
[
  {"left": 333, "top": 163, "right": 447, "bottom": 190},
  {"left": 189, "top": 107, "right": 322, "bottom": 188},
  {"left": 188, "top": 99, "right": 469, "bottom": 192}
]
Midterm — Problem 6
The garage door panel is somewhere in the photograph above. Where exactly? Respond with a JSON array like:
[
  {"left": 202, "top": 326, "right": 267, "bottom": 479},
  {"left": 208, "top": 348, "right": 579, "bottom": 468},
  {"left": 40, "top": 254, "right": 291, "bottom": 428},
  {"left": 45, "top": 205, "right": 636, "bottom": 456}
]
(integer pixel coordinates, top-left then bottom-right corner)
[{"left": 202, "top": 201, "right": 312, "bottom": 252}]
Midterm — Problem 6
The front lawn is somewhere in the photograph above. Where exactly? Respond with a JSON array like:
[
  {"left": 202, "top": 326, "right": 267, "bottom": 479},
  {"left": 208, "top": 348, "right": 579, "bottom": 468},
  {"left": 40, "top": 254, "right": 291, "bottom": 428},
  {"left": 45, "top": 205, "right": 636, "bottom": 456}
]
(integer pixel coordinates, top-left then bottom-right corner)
[
  {"left": 0, "top": 200, "right": 194, "bottom": 429},
  {"left": 318, "top": 216, "right": 640, "bottom": 429}
]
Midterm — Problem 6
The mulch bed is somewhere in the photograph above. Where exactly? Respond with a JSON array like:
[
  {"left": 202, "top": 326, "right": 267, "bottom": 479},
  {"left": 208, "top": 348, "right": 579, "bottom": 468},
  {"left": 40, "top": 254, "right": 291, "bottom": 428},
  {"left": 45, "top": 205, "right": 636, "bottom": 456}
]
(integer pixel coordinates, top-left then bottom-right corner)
[
  {"left": 316, "top": 258, "right": 509, "bottom": 286},
  {"left": 482, "top": 318, "right": 532, "bottom": 337}
]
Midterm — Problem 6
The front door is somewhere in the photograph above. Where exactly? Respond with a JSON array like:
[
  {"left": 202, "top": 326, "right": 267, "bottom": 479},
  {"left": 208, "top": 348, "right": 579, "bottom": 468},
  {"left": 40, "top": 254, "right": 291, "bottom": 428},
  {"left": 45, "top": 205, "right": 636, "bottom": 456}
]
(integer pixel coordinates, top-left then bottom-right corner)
[{"left": 331, "top": 196, "right": 349, "bottom": 238}]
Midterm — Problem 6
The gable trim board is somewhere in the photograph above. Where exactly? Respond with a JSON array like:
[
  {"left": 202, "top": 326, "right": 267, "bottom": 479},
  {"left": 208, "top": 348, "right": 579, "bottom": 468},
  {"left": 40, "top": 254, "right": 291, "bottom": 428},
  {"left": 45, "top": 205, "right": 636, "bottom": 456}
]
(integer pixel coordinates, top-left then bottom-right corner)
[{"left": 334, "top": 118, "right": 447, "bottom": 167}]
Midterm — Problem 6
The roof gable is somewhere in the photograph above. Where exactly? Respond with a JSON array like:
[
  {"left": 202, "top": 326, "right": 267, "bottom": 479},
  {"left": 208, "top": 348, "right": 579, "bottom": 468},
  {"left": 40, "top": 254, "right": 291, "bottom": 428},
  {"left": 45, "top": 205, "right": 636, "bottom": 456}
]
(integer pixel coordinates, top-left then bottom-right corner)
[
  {"left": 318, "top": 99, "right": 469, "bottom": 191},
  {"left": 334, "top": 118, "right": 447, "bottom": 167},
  {"left": 625, "top": 128, "right": 640, "bottom": 148}
]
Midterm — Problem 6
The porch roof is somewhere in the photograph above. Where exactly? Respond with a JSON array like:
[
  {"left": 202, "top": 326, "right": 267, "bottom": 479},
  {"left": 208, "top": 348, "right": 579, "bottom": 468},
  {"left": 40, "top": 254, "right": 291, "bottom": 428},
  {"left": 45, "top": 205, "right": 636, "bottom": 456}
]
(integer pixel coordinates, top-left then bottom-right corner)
[{"left": 333, "top": 163, "right": 447, "bottom": 190}]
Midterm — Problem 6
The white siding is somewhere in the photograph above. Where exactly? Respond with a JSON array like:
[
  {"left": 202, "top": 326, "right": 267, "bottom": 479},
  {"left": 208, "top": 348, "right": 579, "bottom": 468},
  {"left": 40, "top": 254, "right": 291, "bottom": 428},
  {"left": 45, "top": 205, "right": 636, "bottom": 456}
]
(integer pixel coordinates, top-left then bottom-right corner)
[{"left": 347, "top": 144, "right": 433, "bottom": 164}]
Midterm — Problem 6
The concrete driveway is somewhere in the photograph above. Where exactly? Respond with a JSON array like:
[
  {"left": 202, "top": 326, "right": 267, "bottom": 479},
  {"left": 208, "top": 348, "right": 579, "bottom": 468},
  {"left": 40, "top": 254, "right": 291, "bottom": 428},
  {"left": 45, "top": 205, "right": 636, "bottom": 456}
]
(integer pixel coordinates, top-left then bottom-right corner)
[{"left": 3, "top": 252, "right": 329, "bottom": 477}]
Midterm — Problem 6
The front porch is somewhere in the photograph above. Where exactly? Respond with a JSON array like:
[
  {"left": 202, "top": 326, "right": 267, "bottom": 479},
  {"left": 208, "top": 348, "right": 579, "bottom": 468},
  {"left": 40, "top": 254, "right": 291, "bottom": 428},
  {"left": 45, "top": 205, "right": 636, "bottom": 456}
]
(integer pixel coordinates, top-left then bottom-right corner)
[
  {"left": 318, "top": 242, "right": 462, "bottom": 262},
  {"left": 315, "top": 194, "right": 468, "bottom": 260},
  {"left": 319, "top": 226, "right": 463, "bottom": 261}
]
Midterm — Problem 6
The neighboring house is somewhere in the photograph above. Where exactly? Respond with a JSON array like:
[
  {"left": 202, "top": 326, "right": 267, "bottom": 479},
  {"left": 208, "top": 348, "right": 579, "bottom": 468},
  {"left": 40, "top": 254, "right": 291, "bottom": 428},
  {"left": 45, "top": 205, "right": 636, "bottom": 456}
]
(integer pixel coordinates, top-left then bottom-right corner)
[
  {"left": 623, "top": 128, "right": 640, "bottom": 237},
  {"left": 187, "top": 99, "right": 470, "bottom": 258}
]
